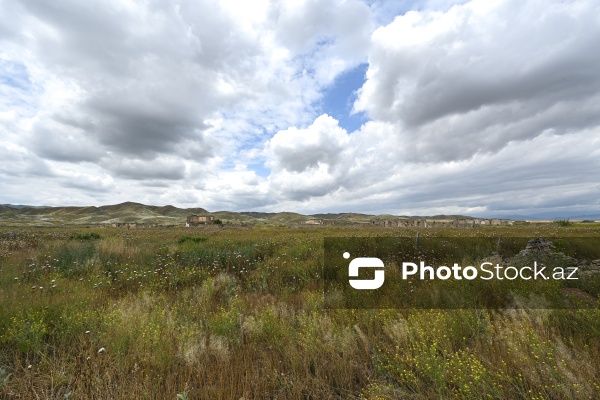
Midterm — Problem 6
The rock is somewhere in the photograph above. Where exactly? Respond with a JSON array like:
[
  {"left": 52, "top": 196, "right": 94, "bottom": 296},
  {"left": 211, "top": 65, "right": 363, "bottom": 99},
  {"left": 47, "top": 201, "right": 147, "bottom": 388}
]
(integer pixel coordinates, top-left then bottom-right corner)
[{"left": 524, "top": 238, "right": 555, "bottom": 253}]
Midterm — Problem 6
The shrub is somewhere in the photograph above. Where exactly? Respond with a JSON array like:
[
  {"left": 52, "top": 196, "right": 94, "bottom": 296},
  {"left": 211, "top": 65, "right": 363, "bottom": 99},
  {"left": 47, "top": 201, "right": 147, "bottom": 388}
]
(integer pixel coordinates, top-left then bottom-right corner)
[
  {"left": 553, "top": 219, "right": 573, "bottom": 227},
  {"left": 178, "top": 235, "right": 208, "bottom": 244},
  {"left": 70, "top": 232, "right": 101, "bottom": 240}
]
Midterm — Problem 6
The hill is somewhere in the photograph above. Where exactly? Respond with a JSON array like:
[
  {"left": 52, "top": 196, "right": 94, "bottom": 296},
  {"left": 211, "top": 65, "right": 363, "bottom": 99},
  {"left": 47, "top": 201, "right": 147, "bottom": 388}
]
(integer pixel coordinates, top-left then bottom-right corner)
[
  {"left": 0, "top": 202, "right": 203, "bottom": 226},
  {"left": 0, "top": 202, "right": 490, "bottom": 227}
]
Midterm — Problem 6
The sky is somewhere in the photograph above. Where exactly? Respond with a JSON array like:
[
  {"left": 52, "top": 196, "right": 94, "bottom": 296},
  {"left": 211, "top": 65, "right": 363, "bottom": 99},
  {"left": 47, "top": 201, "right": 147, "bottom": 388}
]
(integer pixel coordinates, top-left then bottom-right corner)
[{"left": 1, "top": 0, "right": 599, "bottom": 218}]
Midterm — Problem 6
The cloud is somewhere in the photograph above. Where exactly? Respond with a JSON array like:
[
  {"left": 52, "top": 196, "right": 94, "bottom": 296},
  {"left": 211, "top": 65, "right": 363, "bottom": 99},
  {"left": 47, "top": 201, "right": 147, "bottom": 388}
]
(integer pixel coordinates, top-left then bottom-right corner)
[
  {"left": 273, "top": 0, "right": 372, "bottom": 66},
  {"left": 265, "top": 116, "right": 413, "bottom": 202},
  {"left": 0, "top": 0, "right": 599, "bottom": 218},
  {"left": 11, "top": 0, "right": 251, "bottom": 161},
  {"left": 261, "top": 111, "right": 599, "bottom": 214},
  {"left": 32, "top": 121, "right": 104, "bottom": 163},
  {"left": 103, "top": 156, "right": 187, "bottom": 181},
  {"left": 267, "top": 114, "right": 349, "bottom": 172},
  {"left": 2, "top": 0, "right": 373, "bottom": 173},
  {"left": 59, "top": 171, "right": 114, "bottom": 193},
  {"left": 354, "top": 0, "right": 600, "bottom": 162},
  {"left": 0, "top": 140, "right": 53, "bottom": 178}
]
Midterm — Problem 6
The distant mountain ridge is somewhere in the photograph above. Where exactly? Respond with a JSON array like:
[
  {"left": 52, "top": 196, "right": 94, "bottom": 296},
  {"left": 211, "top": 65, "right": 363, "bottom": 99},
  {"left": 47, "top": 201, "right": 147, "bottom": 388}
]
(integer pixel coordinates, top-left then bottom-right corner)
[
  {"left": 498, "top": 212, "right": 600, "bottom": 221},
  {"left": 0, "top": 202, "right": 488, "bottom": 226},
  {"left": 1, "top": 204, "right": 50, "bottom": 209}
]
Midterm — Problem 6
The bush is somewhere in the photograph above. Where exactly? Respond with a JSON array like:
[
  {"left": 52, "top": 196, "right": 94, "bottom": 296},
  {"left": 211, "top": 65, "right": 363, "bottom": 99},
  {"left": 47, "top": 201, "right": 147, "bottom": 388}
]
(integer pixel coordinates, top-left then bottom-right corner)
[
  {"left": 553, "top": 219, "right": 573, "bottom": 227},
  {"left": 178, "top": 236, "right": 208, "bottom": 244},
  {"left": 70, "top": 232, "right": 101, "bottom": 240}
]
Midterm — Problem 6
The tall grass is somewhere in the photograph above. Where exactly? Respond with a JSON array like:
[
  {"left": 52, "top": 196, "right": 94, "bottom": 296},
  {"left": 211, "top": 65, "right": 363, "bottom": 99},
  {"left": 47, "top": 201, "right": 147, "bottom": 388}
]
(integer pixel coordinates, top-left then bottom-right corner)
[{"left": 0, "top": 225, "right": 599, "bottom": 398}]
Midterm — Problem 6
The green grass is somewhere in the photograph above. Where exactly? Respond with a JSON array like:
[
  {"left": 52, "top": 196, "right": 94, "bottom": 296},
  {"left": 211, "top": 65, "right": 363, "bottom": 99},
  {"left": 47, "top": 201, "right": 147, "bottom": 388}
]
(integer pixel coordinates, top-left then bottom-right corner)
[
  {"left": 70, "top": 232, "right": 102, "bottom": 240},
  {"left": 177, "top": 235, "right": 208, "bottom": 244},
  {"left": 0, "top": 225, "right": 599, "bottom": 398}
]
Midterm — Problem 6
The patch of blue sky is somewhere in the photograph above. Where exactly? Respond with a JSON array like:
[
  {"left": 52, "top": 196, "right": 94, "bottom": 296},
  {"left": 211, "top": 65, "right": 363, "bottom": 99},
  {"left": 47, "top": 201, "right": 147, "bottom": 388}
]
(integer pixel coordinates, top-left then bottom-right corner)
[
  {"left": 247, "top": 162, "right": 270, "bottom": 178},
  {"left": 366, "top": 0, "right": 470, "bottom": 25},
  {"left": 319, "top": 63, "right": 369, "bottom": 133},
  {"left": 0, "top": 60, "right": 32, "bottom": 91},
  {"left": 215, "top": 121, "right": 271, "bottom": 178},
  {"left": 0, "top": 59, "right": 39, "bottom": 117},
  {"left": 365, "top": 0, "right": 422, "bottom": 25},
  {"left": 291, "top": 39, "right": 328, "bottom": 81}
]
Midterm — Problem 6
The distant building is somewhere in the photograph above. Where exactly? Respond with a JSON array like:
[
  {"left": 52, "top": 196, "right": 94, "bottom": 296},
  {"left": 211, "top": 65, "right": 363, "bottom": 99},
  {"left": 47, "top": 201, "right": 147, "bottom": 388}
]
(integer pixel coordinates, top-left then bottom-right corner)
[
  {"left": 369, "top": 219, "right": 431, "bottom": 228},
  {"left": 109, "top": 222, "right": 138, "bottom": 228},
  {"left": 186, "top": 214, "right": 214, "bottom": 227},
  {"left": 304, "top": 219, "right": 323, "bottom": 225}
]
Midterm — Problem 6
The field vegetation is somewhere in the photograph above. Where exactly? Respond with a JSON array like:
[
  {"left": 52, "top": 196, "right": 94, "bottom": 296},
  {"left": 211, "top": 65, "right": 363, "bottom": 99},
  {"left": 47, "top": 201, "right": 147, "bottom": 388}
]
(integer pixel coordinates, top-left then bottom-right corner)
[{"left": 0, "top": 224, "right": 599, "bottom": 399}]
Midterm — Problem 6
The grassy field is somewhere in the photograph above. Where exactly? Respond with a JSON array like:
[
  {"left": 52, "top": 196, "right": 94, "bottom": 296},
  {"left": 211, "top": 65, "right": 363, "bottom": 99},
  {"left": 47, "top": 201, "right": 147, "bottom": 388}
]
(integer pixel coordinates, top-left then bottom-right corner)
[{"left": 1, "top": 224, "right": 599, "bottom": 399}]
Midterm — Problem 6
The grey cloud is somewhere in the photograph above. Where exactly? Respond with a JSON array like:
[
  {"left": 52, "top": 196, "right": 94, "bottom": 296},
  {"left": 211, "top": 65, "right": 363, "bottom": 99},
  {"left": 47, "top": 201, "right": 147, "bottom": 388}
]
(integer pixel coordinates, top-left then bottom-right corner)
[
  {"left": 104, "top": 157, "right": 186, "bottom": 181},
  {"left": 0, "top": 1, "right": 26, "bottom": 42},
  {"left": 173, "top": 192, "right": 200, "bottom": 205},
  {"left": 3, "top": 0, "right": 599, "bottom": 218},
  {"left": 206, "top": 191, "right": 278, "bottom": 211},
  {"left": 400, "top": 41, "right": 600, "bottom": 128},
  {"left": 264, "top": 118, "right": 600, "bottom": 215},
  {"left": 18, "top": 0, "right": 132, "bottom": 75},
  {"left": 52, "top": 112, "right": 96, "bottom": 132},
  {"left": 32, "top": 124, "right": 104, "bottom": 163},
  {"left": 364, "top": 131, "right": 600, "bottom": 214},
  {"left": 273, "top": 0, "right": 370, "bottom": 54},
  {"left": 17, "top": 1, "right": 243, "bottom": 77},
  {"left": 0, "top": 142, "right": 54, "bottom": 178},
  {"left": 396, "top": 94, "right": 600, "bottom": 163},
  {"left": 86, "top": 97, "right": 207, "bottom": 156},
  {"left": 274, "top": 144, "right": 343, "bottom": 173},
  {"left": 138, "top": 181, "right": 172, "bottom": 188},
  {"left": 179, "top": 137, "right": 216, "bottom": 160},
  {"left": 61, "top": 180, "right": 112, "bottom": 193},
  {"left": 14, "top": 0, "right": 262, "bottom": 162},
  {"left": 6, "top": 0, "right": 374, "bottom": 178},
  {"left": 356, "top": 0, "right": 600, "bottom": 162},
  {"left": 283, "top": 182, "right": 341, "bottom": 202}
]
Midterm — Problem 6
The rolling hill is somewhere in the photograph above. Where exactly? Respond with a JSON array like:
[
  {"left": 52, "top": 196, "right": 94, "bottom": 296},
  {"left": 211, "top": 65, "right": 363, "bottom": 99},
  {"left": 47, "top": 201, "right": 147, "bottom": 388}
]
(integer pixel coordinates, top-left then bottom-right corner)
[
  {"left": 0, "top": 202, "right": 491, "bottom": 227},
  {"left": 0, "top": 202, "right": 205, "bottom": 226}
]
